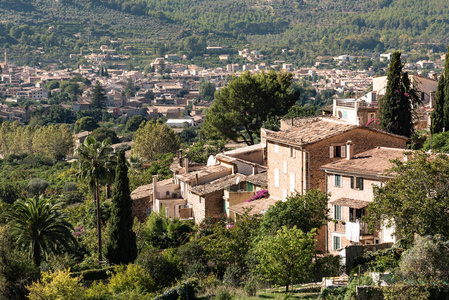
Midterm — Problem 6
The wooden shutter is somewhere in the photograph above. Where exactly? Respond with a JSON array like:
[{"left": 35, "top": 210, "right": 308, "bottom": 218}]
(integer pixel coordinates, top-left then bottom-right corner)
[
  {"left": 359, "top": 177, "right": 364, "bottom": 190},
  {"left": 341, "top": 145, "right": 346, "bottom": 158},
  {"left": 350, "top": 176, "right": 354, "bottom": 189},
  {"left": 329, "top": 146, "right": 334, "bottom": 158}
]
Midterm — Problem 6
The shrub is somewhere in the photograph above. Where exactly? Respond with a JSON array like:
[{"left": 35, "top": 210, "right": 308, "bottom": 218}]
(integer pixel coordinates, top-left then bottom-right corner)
[
  {"left": 27, "top": 269, "right": 85, "bottom": 300},
  {"left": 135, "top": 249, "right": 182, "bottom": 289},
  {"left": 108, "top": 264, "right": 154, "bottom": 295},
  {"left": 153, "top": 278, "right": 198, "bottom": 300},
  {"left": 70, "top": 267, "right": 114, "bottom": 281},
  {"left": 27, "top": 178, "right": 49, "bottom": 196},
  {"left": 223, "top": 265, "right": 241, "bottom": 287},
  {"left": 214, "top": 288, "right": 233, "bottom": 300},
  {"left": 313, "top": 254, "right": 341, "bottom": 281},
  {"left": 243, "top": 275, "right": 260, "bottom": 297}
]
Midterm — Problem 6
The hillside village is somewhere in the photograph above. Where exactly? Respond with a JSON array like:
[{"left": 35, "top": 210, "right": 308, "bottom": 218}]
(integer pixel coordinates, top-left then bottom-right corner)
[{"left": 1, "top": 44, "right": 449, "bottom": 299}]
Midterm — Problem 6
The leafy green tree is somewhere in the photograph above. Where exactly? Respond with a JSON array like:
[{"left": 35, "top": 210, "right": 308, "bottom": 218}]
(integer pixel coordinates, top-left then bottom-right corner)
[
  {"left": 91, "top": 82, "right": 108, "bottom": 110},
  {"left": 131, "top": 121, "right": 180, "bottom": 162},
  {"left": 43, "top": 81, "right": 60, "bottom": 91},
  {"left": 27, "top": 178, "right": 49, "bottom": 197},
  {"left": 201, "top": 213, "right": 262, "bottom": 275},
  {"left": 106, "top": 151, "right": 137, "bottom": 264},
  {"left": 255, "top": 226, "right": 316, "bottom": 292},
  {"left": 6, "top": 197, "right": 75, "bottom": 266},
  {"left": 0, "top": 226, "right": 39, "bottom": 300},
  {"left": 260, "top": 189, "right": 329, "bottom": 236},
  {"left": 0, "top": 182, "right": 22, "bottom": 204},
  {"left": 124, "top": 78, "right": 135, "bottom": 98},
  {"left": 423, "top": 131, "right": 449, "bottom": 152},
  {"left": 75, "top": 136, "right": 114, "bottom": 261},
  {"left": 42, "top": 105, "right": 75, "bottom": 125},
  {"left": 203, "top": 71, "right": 300, "bottom": 145},
  {"left": 399, "top": 235, "right": 449, "bottom": 284},
  {"left": 431, "top": 74, "right": 445, "bottom": 134},
  {"left": 74, "top": 116, "right": 99, "bottom": 133},
  {"left": 91, "top": 127, "right": 120, "bottom": 144},
  {"left": 366, "top": 151, "right": 449, "bottom": 240},
  {"left": 199, "top": 80, "right": 215, "bottom": 101},
  {"left": 125, "top": 115, "right": 146, "bottom": 132},
  {"left": 379, "top": 52, "right": 417, "bottom": 138}
]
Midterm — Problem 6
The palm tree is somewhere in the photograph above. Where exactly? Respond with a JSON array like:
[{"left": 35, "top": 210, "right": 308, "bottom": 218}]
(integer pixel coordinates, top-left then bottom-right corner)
[
  {"left": 7, "top": 197, "right": 76, "bottom": 267},
  {"left": 75, "top": 135, "right": 114, "bottom": 261}
]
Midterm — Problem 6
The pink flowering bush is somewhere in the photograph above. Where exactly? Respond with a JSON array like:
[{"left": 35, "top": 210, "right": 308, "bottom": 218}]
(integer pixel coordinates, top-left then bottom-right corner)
[{"left": 245, "top": 189, "right": 268, "bottom": 202}]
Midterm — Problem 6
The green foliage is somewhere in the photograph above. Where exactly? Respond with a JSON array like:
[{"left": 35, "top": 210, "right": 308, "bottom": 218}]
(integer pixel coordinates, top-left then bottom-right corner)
[
  {"left": 75, "top": 116, "right": 100, "bottom": 133},
  {"left": 75, "top": 136, "right": 115, "bottom": 260},
  {"left": 106, "top": 151, "right": 137, "bottom": 264},
  {"left": 423, "top": 131, "right": 449, "bottom": 153},
  {"left": 6, "top": 197, "right": 76, "bottom": 266},
  {"left": 41, "top": 105, "right": 75, "bottom": 125},
  {"left": 0, "top": 121, "right": 74, "bottom": 159},
  {"left": 0, "top": 226, "right": 40, "bottom": 300},
  {"left": 131, "top": 120, "right": 180, "bottom": 162},
  {"left": 379, "top": 52, "right": 418, "bottom": 138},
  {"left": 125, "top": 115, "right": 146, "bottom": 132},
  {"left": 108, "top": 264, "right": 155, "bottom": 296},
  {"left": 135, "top": 249, "right": 182, "bottom": 289},
  {"left": 201, "top": 213, "right": 261, "bottom": 276},
  {"left": 153, "top": 278, "right": 198, "bottom": 300},
  {"left": 255, "top": 226, "right": 316, "bottom": 292},
  {"left": 0, "top": 181, "right": 22, "bottom": 204},
  {"left": 431, "top": 73, "right": 445, "bottom": 134},
  {"left": 399, "top": 235, "right": 449, "bottom": 284},
  {"left": 91, "top": 127, "right": 120, "bottom": 144},
  {"left": 179, "top": 123, "right": 198, "bottom": 145},
  {"left": 199, "top": 80, "right": 216, "bottom": 101},
  {"left": 366, "top": 151, "right": 449, "bottom": 240},
  {"left": 27, "top": 177, "right": 49, "bottom": 197},
  {"left": 260, "top": 189, "right": 329, "bottom": 237},
  {"left": 27, "top": 269, "right": 86, "bottom": 300},
  {"left": 283, "top": 103, "right": 317, "bottom": 119},
  {"left": 214, "top": 289, "right": 234, "bottom": 300},
  {"left": 313, "top": 255, "right": 341, "bottom": 282},
  {"left": 203, "top": 70, "right": 299, "bottom": 145},
  {"left": 91, "top": 82, "right": 108, "bottom": 110}
]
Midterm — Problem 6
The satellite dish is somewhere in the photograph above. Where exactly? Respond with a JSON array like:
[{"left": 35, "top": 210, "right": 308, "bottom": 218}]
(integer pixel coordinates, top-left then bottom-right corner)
[{"left": 206, "top": 155, "right": 216, "bottom": 166}]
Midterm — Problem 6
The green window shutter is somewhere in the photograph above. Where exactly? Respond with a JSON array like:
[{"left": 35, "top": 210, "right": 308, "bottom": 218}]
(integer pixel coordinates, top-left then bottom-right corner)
[
  {"left": 359, "top": 177, "right": 364, "bottom": 190},
  {"left": 247, "top": 183, "right": 254, "bottom": 192},
  {"left": 350, "top": 176, "right": 354, "bottom": 189}
]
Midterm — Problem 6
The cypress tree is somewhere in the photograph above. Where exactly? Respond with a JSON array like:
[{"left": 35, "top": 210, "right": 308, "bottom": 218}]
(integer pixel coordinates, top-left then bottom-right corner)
[
  {"left": 106, "top": 151, "right": 137, "bottom": 264},
  {"left": 431, "top": 74, "right": 445, "bottom": 134},
  {"left": 91, "top": 82, "right": 107, "bottom": 110},
  {"left": 379, "top": 52, "right": 415, "bottom": 137},
  {"left": 443, "top": 47, "right": 449, "bottom": 131}
]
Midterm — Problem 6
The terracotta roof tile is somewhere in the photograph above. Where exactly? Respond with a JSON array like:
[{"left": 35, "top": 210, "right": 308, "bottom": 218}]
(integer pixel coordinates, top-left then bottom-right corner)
[{"left": 321, "top": 147, "right": 407, "bottom": 176}]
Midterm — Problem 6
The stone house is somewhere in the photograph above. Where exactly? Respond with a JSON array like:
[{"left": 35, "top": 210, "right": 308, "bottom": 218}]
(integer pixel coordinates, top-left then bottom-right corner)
[
  {"left": 321, "top": 147, "right": 406, "bottom": 255},
  {"left": 263, "top": 117, "right": 409, "bottom": 252}
]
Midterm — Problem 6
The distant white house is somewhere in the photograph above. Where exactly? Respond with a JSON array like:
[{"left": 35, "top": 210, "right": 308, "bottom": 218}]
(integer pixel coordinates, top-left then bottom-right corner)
[{"left": 166, "top": 118, "right": 194, "bottom": 128}]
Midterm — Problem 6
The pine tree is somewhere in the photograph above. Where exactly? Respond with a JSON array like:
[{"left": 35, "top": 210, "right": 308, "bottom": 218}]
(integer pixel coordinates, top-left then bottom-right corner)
[
  {"left": 91, "top": 82, "right": 107, "bottom": 110},
  {"left": 379, "top": 52, "right": 415, "bottom": 138},
  {"left": 431, "top": 74, "right": 445, "bottom": 134},
  {"left": 106, "top": 151, "right": 137, "bottom": 264}
]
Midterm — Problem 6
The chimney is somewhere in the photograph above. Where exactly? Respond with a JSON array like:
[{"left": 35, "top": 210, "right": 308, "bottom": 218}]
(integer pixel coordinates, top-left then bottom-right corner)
[
  {"left": 346, "top": 140, "right": 354, "bottom": 160},
  {"left": 195, "top": 173, "right": 199, "bottom": 186},
  {"left": 152, "top": 175, "right": 158, "bottom": 211},
  {"left": 184, "top": 156, "right": 189, "bottom": 174},
  {"left": 252, "top": 164, "right": 258, "bottom": 175}
]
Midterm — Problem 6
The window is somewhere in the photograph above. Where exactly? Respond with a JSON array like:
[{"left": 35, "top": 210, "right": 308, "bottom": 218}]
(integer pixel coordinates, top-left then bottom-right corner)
[
  {"left": 368, "top": 113, "right": 376, "bottom": 120},
  {"left": 289, "top": 172, "right": 295, "bottom": 192},
  {"left": 246, "top": 182, "right": 254, "bottom": 192},
  {"left": 330, "top": 145, "right": 346, "bottom": 158},
  {"left": 275, "top": 168, "right": 280, "bottom": 188},
  {"left": 333, "top": 205, "right": 342, "bottom": 220},
  {"left": 350, "top": 177, "right": 364, "bottom": 190},
  {"left": 334, "top": 174, "right": 342, "bottom": 187},
  {"left": 333, "top": 235, "right": 341, "bottom": 251},
  {"left": 274, "top": 143, "right": 279, "bottom": 154},
  {"left": 349, "top": 207, "right": 365, "bottom": 222},
  {"left": 289, "top": 146, "right": 296, "bottom": 158}
]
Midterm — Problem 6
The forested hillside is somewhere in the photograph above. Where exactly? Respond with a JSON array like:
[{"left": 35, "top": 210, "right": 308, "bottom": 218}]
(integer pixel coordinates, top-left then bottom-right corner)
[{"left": 1, "top": 0, "right": 449, "bottom": 65}]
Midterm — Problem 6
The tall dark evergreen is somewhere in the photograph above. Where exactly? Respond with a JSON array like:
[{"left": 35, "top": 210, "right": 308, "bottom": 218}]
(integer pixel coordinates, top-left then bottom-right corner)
[
  {"left": 106, "top": 151, "right": 137, "bottom": 264},
  {"left": 443, "top": 47, "right": 449, "bottom": 131},
  {"left": 379, "top": 52, "right": 415, "bottom": 138},
  {"left": 91, "top": 82, "right": 107, "bottom": 110},
  {"left": 431, "top": 74, "right": 445, "bottom": 134}
]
